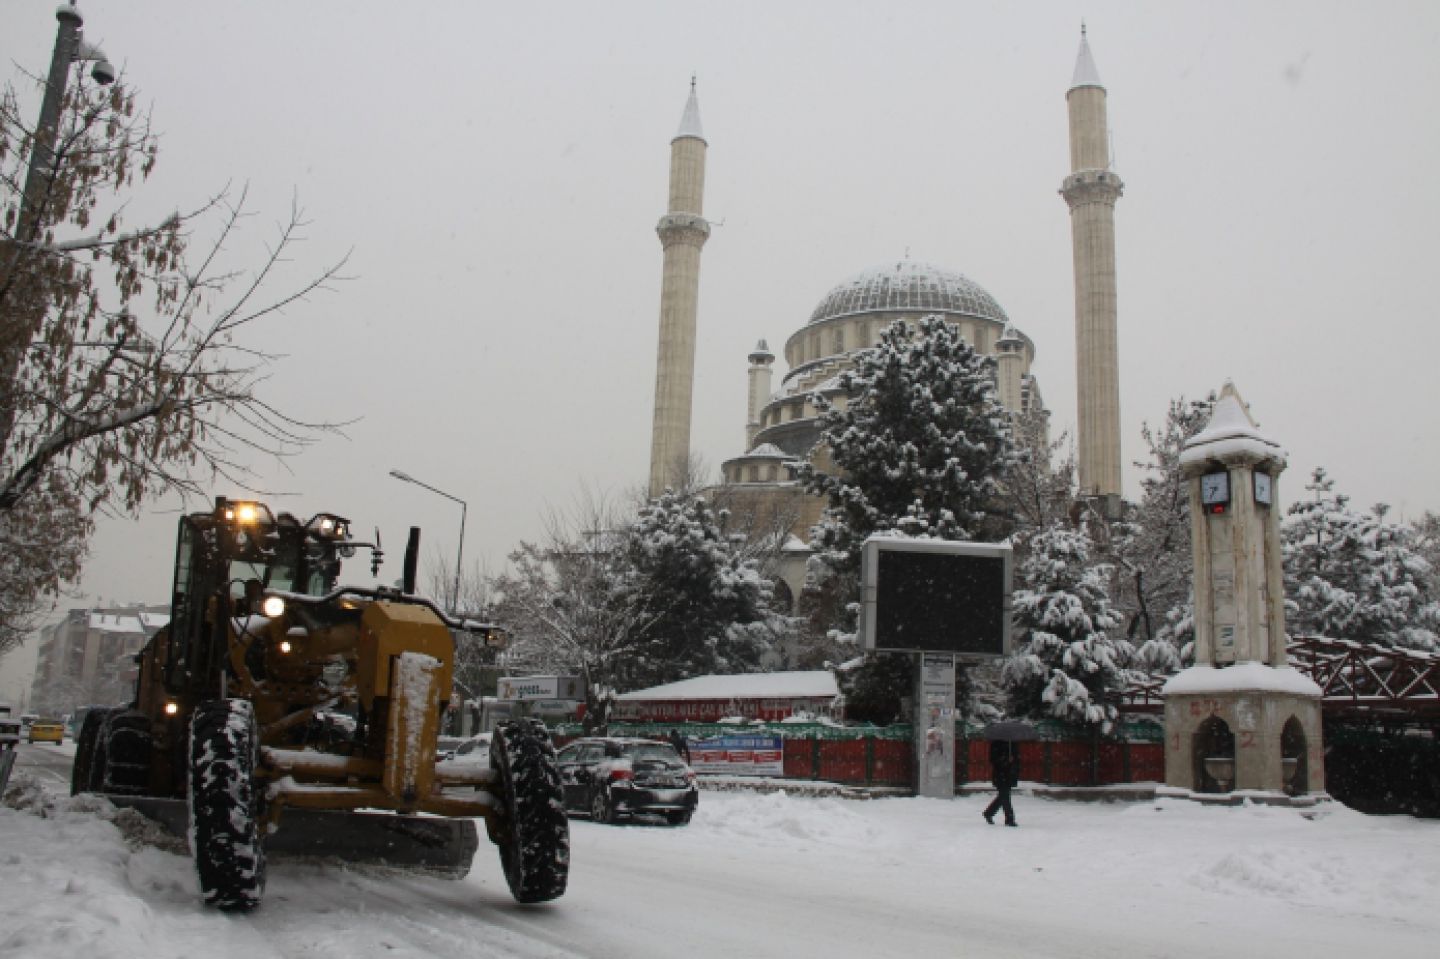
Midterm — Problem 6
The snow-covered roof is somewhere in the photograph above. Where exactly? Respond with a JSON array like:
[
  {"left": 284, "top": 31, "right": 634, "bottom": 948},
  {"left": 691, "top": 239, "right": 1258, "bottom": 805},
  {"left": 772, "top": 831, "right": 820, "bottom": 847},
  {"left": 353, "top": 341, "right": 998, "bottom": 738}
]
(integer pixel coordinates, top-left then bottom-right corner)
[
  {"left": 743, "top": 443, "right": 792, "bottom": 459},
  {"left": 1179, "top": 381, "right": 1287, "bottom": 469},
  {"left": 675, "top": 79, "right": 705, "bottom": 143},
  {"left": 87, "top": 613, "right": 144, "bottom": 633},
  {"left": 781, "top": 534, "right": 812, "bottom": 553},
  {"left": 807, "top": 260, "right": 1009, "bottom": 327},
  {"left": 1161, "top": 663, "right": 1322, "bottom": 698},
  {"left": 1071, "top": 27, "right": 1104, "bottom": 90},
  {"left": 619, "top": 671, "right": 839, "bottom": 702}
]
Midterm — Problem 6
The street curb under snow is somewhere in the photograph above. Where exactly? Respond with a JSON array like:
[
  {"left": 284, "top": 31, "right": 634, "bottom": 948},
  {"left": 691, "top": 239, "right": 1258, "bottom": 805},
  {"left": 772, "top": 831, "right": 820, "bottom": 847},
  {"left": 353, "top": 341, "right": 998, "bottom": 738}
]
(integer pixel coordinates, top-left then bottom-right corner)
[{"left": 701, "top": 776, "right": 1335, "bottom": 808}]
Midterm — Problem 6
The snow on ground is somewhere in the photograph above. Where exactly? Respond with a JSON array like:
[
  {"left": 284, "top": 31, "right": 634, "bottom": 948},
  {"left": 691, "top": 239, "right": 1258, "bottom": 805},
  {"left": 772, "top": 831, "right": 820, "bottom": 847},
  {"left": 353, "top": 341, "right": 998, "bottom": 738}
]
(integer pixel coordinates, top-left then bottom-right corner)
[{"left": 2, "top": 760, "right": 1437, "bottom": 959}]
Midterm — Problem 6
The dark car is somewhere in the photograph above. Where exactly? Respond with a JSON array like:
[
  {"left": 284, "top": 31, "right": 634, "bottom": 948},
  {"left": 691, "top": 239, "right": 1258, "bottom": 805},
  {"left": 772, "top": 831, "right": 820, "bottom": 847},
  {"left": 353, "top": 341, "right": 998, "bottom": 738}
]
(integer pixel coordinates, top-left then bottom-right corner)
[{"left": 555, "top": 737, "right": 698, "bottom": 825}]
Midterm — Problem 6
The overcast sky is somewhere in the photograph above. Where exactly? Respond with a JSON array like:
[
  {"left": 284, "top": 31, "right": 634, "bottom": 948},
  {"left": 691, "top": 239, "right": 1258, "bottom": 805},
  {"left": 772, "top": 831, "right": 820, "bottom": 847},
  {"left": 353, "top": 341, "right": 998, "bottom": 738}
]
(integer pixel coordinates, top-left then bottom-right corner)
[{"left": 3, "top": 0, "right": 1438, "bottom": 614}]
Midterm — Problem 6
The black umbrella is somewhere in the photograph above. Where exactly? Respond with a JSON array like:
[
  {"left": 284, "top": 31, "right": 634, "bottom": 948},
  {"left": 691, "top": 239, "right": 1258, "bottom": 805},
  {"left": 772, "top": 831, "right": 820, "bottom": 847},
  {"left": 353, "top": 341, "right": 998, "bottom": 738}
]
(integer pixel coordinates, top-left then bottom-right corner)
[{"left": 981, "top": 720, "right": 1040, "bottom": 742}]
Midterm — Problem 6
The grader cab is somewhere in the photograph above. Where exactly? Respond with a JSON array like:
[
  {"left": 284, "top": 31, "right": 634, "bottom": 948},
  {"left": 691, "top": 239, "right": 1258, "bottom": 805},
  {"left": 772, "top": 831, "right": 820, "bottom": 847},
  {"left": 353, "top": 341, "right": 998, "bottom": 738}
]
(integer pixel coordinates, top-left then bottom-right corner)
[{"left": 71, "top": 497, "right": 568, "bottom": 911}]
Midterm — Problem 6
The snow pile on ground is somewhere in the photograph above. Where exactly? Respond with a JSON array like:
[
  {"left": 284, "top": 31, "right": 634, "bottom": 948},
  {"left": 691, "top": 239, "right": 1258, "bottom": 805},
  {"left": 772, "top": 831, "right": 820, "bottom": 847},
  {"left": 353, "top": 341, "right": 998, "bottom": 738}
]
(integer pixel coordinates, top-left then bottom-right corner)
[{"left": 2, "top": 772, "right": 1437, "bottom": 958}]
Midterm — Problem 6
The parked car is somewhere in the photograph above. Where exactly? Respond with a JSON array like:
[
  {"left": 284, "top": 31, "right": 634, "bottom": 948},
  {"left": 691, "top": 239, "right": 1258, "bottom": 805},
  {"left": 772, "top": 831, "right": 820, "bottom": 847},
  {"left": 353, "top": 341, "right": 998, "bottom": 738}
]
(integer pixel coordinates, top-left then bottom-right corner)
[
  {"left": 0, "top": 706, "right": 19, "bottom": 748},
  {"left": 27, "top": 719, "right": 65, "bottom": 744},
  {"left": 440, "top": 731, "right": 492, "bottom": 767},
  {"left": 554, "top": 737, "right": 698, "bottom": 825}
]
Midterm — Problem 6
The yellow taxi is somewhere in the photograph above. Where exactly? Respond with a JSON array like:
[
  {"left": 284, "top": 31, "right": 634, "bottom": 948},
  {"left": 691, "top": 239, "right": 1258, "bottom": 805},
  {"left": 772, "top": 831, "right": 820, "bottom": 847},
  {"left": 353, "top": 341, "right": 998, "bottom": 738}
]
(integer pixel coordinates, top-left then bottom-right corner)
[{"left": 27, "top": 719, "right": 64, "bottom": 744}]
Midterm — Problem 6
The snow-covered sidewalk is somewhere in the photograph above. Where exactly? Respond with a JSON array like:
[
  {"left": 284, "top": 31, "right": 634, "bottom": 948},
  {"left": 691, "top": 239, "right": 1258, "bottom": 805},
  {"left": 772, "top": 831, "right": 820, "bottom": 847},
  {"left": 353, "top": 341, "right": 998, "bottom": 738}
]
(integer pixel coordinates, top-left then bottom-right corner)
[{"left": 2, "top": 774, "right": 1436, "bottom": 958}]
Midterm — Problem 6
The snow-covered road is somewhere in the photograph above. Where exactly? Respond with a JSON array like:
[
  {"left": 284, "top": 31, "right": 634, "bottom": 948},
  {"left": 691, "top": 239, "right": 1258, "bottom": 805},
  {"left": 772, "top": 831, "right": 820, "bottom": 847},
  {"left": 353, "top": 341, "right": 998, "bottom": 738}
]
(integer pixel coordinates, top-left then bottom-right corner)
[{"left": 2, "top": 747, "right": 1436, "bottom": 958}]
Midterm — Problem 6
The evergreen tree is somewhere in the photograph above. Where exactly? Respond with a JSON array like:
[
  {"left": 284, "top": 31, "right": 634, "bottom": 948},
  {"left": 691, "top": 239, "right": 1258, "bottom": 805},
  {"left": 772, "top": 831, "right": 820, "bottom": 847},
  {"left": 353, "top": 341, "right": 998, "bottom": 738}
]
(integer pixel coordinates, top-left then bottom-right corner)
[
  {"left": 1282, "top": 469, "right": 1438, "bottom": 651},
  {"left": 616, "top": 490, "right": 776, "bottom": 689},
  {"left": 1002, "top": 520, "right": 1131, "bottom": 733},
  {"left": 802, "top": 314, "right": 1019, "bottom": 582},
  {"left": 798, "top": 314, "right": 1018, "bottom": 719}
]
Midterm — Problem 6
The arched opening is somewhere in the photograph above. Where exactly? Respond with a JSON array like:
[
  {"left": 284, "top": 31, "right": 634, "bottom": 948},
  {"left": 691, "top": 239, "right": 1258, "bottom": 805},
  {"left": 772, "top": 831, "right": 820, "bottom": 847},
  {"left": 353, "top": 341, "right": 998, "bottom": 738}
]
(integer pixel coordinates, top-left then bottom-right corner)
[
  {"left": 1281, "top": 717, "right": 1308, "bottom": 796},
  {"left": 1193, "top": 716, "right": 1235, "bottom": 793},
  {"left": 769, "top": 577, "right": 796, "bottom": 615}
]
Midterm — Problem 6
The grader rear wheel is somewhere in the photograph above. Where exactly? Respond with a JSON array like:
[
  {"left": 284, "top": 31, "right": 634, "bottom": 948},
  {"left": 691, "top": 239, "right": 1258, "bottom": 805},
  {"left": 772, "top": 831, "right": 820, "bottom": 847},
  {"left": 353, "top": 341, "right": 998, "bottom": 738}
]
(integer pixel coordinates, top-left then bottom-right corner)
[
  {"left": 70, "top": 708, "right": 111, "bottom": 796},
  {"left": 489, "top": 719, "right": 569, "bottom": 903}
]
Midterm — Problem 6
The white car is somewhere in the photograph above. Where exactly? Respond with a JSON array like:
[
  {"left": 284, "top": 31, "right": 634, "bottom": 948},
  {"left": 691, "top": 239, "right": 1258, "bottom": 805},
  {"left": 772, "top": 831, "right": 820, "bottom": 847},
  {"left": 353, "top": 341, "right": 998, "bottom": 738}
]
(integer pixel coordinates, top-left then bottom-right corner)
[{"left": 440, "top": 732, "right": 492, "bottom": 767}]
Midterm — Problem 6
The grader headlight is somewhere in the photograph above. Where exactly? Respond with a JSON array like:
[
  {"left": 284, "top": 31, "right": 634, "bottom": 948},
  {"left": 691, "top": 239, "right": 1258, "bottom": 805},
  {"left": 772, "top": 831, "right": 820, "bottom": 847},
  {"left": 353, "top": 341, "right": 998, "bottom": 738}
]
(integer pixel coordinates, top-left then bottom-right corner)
[
  {"left": 218, "top": 499, "right": 274, "bottom": 526},
  {"left": 306, "top": 513, "right": 352, "bottom": 541}
]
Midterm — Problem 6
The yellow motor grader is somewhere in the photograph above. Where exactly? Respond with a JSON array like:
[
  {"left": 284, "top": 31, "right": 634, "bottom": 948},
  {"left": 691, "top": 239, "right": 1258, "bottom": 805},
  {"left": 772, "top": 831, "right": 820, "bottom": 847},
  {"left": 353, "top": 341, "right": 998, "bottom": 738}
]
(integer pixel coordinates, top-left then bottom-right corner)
[{"left": 71, "top": 497, "right": 568, "bottom": 911}]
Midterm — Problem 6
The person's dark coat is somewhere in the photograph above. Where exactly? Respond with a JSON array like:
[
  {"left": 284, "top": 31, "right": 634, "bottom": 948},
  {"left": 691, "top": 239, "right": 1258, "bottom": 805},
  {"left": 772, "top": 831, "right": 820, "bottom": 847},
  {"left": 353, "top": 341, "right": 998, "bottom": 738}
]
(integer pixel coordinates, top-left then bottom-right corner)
[
  {"left": 989, "top": 740, "right": 1019, "bottom": 788},
  {"left": 668, "top": 729, "right": 691, "bottom": 763}
]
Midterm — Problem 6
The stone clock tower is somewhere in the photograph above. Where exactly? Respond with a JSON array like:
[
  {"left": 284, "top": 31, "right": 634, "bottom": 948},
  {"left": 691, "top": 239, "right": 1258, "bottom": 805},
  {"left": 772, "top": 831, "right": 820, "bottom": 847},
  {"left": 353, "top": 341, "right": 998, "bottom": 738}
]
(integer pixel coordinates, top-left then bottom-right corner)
[
  {"left": 1162, "top": 383, "right": 1325, "bottom": 801},
  {"left": 648, "top": 79, "right": 711, "bottom": 498}
]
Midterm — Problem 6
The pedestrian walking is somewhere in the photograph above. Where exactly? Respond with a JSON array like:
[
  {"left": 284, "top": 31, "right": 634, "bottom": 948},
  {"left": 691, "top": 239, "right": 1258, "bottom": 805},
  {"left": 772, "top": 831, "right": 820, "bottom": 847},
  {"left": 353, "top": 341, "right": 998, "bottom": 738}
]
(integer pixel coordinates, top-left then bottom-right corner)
[
  {"left": 983, "top": 739, "right": 1020, "bottom": 827},
  {"left": 668, "top": 728, "right": 691, "bottom": 763}
]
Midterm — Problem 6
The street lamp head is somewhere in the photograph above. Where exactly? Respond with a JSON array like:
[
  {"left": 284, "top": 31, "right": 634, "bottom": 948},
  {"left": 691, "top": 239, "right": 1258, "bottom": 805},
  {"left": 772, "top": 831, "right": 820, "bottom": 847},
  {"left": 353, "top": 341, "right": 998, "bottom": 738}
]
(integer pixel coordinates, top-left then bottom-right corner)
[
  {"left": 89, "top": 58, "right": 115, "bottom": 85},
  {"left": 389, "top": 469, "right": 414, "bottom": 483}
]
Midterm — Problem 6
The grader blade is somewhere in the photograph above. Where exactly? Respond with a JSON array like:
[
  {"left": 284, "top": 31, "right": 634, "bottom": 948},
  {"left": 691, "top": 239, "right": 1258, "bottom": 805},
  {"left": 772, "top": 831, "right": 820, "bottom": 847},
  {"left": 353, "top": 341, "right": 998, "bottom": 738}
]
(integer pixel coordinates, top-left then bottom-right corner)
[{"left": 103, "top": 796, "right": 480, "bottom": 878}]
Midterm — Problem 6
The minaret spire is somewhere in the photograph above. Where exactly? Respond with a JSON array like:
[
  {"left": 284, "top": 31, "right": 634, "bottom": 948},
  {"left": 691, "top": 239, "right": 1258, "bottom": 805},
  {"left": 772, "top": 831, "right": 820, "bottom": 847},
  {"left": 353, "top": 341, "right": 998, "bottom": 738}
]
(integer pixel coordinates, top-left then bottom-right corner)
[
  {"left": 1072, "top": 23, "right": 1104, "bottom": 90},
  {"left": 1061, "top": 27, "right": 1125, "bottom": 516},
  {"left": 648, "top": 80, "right": 712, "bottom": 497}
]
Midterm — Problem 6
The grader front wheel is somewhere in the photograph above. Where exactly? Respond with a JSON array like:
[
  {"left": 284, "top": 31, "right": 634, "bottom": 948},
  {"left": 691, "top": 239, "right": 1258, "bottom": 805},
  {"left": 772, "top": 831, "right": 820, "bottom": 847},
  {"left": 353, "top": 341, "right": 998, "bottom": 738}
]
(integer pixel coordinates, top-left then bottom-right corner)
[
  {"left": 189, "top": 699, "right": 266, "bottom": 912},
  {"left": 489, "top": 719, "right": 570, "bottom": 903}
]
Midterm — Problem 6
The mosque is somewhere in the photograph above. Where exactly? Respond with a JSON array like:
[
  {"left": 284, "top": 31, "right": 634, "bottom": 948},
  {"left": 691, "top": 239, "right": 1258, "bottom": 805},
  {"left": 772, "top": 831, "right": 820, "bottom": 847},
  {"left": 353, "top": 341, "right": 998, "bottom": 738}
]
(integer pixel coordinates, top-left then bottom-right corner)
[{"left": 646, "top": 30, "right": 1124, "bottom": 609}]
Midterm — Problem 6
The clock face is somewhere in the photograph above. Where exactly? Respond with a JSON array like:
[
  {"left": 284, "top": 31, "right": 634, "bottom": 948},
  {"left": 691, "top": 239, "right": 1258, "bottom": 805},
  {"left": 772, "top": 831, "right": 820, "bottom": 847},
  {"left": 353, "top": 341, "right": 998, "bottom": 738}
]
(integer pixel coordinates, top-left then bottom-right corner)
[
  {"left": 1254, "top": 471, "right": 1273, "bottom": 506},
  {"left": 1200, "top": 471, "right": 1230, "bottom": 505}
]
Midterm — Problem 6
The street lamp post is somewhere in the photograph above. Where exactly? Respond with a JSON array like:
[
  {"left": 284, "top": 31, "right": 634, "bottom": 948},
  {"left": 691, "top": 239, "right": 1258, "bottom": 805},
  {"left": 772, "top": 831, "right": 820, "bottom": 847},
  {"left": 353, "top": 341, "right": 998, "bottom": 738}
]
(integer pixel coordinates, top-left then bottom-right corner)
[
  {"left": 4, "top": 4, "right": 117, "bottom": 411},
  {"left": 388, "top": 469, "right": 467, "bottom": 613},
  {"left": 15, "top": 3, "right": 117, "bottom": 248}
]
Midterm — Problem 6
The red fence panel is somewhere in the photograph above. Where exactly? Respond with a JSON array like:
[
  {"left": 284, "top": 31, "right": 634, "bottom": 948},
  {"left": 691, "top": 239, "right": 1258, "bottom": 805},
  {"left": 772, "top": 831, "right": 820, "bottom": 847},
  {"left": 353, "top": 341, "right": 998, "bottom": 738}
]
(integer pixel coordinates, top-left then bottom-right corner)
[
  {"left": 1017, "top": 742, "right": 1046, "bottom": 783},
  {"left": 818, "top": 739, "right": 869, "bottom": 784},
  {"left": 1098, "top": 742, "right": 1125, "bottom": 783},
  {"left": 871, "top": 738, "right": 912, "bottom": 786},
  {"left": 783, "top": 739, "right": 815, "bottom": 779},
  {"left": 1049, "top": 741, "right": 1093, "bottom": 785},
  {"left": 965, "top": 739, "right": 992, "bottom": 783},
  {"left": 1128, "top": 744, "right": 1165, "bottom": 782}
]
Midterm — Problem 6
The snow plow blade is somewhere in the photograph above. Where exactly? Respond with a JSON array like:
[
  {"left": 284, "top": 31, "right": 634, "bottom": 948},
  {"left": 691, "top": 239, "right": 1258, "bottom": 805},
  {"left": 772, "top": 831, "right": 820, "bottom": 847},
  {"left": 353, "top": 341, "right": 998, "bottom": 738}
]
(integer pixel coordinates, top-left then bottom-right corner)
[{"left": 104, "top": 796, "right": 480, "bottom": 878}]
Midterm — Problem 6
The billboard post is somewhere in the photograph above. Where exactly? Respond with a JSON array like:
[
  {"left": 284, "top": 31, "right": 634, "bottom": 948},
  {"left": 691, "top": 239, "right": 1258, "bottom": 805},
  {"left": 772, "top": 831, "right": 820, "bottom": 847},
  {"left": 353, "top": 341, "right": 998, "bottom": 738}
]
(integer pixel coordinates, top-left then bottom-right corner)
[{"left": 860, "top": 535, "right": 1013, "bottom": 799}]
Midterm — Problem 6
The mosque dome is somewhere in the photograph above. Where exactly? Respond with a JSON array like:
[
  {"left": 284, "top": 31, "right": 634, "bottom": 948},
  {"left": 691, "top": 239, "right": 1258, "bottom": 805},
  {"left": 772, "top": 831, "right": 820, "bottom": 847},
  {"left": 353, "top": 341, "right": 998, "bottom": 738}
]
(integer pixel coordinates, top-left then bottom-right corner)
[{"left": 807, "top": 260, "right": 1010, "bottom": 327}]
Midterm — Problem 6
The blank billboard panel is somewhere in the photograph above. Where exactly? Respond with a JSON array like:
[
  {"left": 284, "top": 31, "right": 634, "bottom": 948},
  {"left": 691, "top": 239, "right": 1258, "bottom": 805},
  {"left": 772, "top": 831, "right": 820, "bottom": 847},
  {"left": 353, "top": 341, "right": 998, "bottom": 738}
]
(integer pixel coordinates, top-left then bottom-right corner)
[{"left": 861, "top": 538, "right": 1012, "bottom": 657}]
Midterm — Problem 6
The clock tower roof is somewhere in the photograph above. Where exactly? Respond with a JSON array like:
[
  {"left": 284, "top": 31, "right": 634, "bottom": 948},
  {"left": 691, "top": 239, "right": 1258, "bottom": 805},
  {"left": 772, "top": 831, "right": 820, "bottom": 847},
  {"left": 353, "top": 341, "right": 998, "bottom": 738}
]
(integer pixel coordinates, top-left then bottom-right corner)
[{"left": 1180, "top": 381, "right": 1287, "bottom": 470}]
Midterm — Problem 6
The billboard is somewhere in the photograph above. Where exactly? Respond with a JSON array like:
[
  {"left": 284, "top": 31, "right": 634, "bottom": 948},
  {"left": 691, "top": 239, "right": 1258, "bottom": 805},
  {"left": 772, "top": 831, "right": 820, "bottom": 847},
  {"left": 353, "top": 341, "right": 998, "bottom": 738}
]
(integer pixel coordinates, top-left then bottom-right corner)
[
  {"left": 687, "top": 734, "right": 784, "bottom": 777},
  {"left": 497, "top": 675, "right": 585, "bottom": 701},
  {"left": 860, "top": 536, "right": 1012, "bottom": 657}
]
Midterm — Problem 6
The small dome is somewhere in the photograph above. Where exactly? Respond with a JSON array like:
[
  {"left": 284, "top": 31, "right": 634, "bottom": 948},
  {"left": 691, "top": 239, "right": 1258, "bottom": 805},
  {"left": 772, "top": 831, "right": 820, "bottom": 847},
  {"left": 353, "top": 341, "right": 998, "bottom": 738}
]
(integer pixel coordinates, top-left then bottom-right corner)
[{"left": 807, "top": 260, "right": 1009, "bottom": 327}]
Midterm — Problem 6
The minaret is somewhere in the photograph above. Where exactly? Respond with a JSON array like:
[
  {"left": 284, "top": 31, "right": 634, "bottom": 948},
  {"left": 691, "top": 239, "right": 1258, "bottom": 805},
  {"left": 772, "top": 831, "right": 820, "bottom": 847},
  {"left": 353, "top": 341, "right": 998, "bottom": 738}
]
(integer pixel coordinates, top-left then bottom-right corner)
[
  {"left": 648, "top": 78, "right": 711, "bottom": 497},
  {"left": 745, "top": 339, "right": 775, "bottom": 449},
  {"left": 1061, "top": 26, "right": 1124, "bottom": 516},
  {"left": 995, "top": 324, "right": 1025, "bottom": 414}
]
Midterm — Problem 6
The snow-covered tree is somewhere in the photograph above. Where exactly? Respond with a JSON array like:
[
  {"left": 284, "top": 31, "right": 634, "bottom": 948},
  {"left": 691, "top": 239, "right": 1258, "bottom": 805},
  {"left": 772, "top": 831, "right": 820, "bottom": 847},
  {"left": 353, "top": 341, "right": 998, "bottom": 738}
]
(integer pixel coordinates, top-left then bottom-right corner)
[
  {"left": 616, "top": 489, "right": 776, "bottom": 689},
  {"left": 1002, "top": 520, "right": 1131, "bottom": 733},
  {"left": 799, "top": 314, "right": 1018, "bottom": 718},
  {"left": 489, "top": 496, "right": 655, "bottom": 732},
  {"left": 999, "top": 410, "right": 1075, "bottom": 533},
  {"left": 1283, "top": 469, "right": 1438, "bottom": 651},
  {"left": 802, "top": 314, "right": 1019, "bottom": 578},
  {"left": 1110, "top": 394, "right": 1212, "bottom": 671}
]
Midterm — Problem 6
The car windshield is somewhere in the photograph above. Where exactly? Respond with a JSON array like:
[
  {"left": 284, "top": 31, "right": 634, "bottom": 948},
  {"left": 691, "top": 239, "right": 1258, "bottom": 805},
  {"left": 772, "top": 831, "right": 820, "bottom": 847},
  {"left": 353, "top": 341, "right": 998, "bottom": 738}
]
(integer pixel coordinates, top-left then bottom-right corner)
[{"left": 625, "top": 743, "right": 680, "bottom": 762}]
